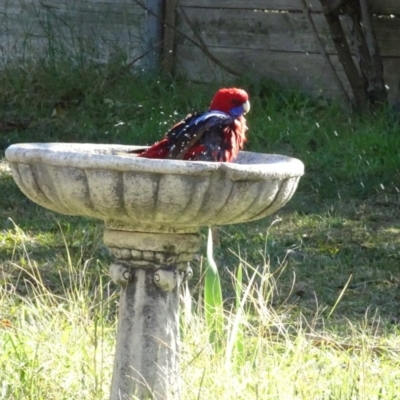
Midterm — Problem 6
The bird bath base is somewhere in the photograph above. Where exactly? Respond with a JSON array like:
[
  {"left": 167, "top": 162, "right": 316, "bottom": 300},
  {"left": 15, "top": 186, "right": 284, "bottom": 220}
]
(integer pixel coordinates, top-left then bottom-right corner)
[
  {"left": 105, "top": 228, "right": 200, "bottom": 399},
  {"left": 5, "top": 143, "right": 304, "bottom": 400}
]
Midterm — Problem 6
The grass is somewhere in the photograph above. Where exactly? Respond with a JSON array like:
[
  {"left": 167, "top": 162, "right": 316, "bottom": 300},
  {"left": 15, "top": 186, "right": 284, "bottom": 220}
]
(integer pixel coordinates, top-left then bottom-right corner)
[{"left": 1, "top": 40, "right": 400, "bottom": 398}]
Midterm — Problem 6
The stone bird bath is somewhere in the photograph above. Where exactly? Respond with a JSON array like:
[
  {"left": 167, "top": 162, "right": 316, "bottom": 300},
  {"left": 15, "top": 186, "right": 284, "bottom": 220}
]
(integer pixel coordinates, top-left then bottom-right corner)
[{"left": 5, "top": 143, "right": 304, "bottom": 400}]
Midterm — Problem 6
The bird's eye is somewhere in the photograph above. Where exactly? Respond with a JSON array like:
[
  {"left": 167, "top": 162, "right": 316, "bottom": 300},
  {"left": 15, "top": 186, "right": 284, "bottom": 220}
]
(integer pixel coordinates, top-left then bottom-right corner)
[{"left": 231, "top": 98, "right": 241, "bottom": 105}]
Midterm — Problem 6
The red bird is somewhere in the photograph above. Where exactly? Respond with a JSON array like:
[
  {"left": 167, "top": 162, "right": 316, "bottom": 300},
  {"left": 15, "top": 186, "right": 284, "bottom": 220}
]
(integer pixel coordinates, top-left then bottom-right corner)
[{"left": 136, "top": 88, "right": 250, "bottom": 162}]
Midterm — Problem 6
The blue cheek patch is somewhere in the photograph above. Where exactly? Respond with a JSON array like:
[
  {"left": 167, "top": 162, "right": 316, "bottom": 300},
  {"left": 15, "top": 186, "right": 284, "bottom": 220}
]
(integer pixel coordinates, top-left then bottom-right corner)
[{"left": 229, "top": 105, "right": 244, "bottom": 118}]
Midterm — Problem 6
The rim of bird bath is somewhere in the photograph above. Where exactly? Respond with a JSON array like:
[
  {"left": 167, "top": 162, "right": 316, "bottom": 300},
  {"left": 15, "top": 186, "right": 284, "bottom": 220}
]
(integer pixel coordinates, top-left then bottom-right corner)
[{"left": 5, "top": 142, "right": 304, "bottom": 400}]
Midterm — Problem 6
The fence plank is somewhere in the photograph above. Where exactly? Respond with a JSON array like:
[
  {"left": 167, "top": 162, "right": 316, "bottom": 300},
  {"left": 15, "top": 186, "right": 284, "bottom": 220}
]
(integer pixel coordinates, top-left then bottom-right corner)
[
  {"left": 175, "top": 44, "right": 348, "bottom": 91},
  {"left": 177, "top": 8, "right": 327, "bottom": 53},
  {"left": 175, "top": 44, "right": 400, "bottom": 103},
  {"left": 179, "top": 0, "right": 400, "bottom": 14},
  {"left": 179, "top": 0, "right": 322, "bottom": 11},
  {"left": 177, "top": 8, "right": 400, "bottom": 57}
]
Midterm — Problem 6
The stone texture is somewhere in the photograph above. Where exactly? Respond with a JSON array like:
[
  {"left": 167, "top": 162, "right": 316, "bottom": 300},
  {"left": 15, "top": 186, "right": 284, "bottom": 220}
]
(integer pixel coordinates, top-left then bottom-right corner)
[
  {"left": 5, "top": 143, "right": 304, "bottom": 232},
  {"left": 5, "top": 142, "right": 304, "bottom": 400},
  {"left": 109, "top": 265, "right": 181, "bottom": 400}
]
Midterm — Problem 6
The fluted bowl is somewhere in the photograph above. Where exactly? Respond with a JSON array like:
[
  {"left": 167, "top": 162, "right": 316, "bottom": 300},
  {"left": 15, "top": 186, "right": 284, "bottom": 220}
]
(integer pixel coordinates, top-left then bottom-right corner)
[{"left": 5, "top": 143, "right": 304, "bottom": 232}]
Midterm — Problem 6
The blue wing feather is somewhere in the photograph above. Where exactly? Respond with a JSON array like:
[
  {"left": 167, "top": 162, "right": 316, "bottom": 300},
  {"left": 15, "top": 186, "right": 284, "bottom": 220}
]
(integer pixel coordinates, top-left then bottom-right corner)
[
  {"left": 167, "top": 111, "right": 232, "bottom": 138},
  {"left": 160, "top": 110, "right": 235, "bottom": 160},
  {"left": 191, "top": 111, "right": 231, "bottom": 125}
]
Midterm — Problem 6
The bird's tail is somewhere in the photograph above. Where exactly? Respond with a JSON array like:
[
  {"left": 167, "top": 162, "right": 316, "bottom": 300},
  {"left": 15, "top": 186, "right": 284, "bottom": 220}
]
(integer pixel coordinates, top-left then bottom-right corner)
[{"left": 136, "top": 138, "right": 170, "bottom": 159}]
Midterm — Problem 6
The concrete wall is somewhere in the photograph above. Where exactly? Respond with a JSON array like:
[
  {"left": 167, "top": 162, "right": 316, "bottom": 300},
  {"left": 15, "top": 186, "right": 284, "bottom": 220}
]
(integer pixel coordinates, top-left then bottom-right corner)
[{"left": 0, "top": 0, "right": 162, "bottom": 67}]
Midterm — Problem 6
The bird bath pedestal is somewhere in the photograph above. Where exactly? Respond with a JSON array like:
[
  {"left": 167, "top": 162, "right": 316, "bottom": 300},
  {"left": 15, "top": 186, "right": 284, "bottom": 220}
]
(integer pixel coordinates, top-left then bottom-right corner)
[{"left": 5, "top": 143, "right": 304, "bottom": 400}]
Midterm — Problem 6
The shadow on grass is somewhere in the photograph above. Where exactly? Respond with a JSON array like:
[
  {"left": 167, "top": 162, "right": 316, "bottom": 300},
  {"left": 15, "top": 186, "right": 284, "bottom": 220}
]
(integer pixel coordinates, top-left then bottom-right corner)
[
  {"left": 2, "top": 164, "right": 400, "bottom": 330},
  {"left": 216, "top": 190, "right": 400, "bottom": 328},
  {"left": 0, "top": 171, "right": 111, "bottom": 290}
]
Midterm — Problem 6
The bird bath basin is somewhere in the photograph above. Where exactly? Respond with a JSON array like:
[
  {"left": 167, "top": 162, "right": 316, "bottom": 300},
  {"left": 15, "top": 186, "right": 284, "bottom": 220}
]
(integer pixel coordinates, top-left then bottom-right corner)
[{"left": 5, "top": 142, "right": 304, "bottom": 399}]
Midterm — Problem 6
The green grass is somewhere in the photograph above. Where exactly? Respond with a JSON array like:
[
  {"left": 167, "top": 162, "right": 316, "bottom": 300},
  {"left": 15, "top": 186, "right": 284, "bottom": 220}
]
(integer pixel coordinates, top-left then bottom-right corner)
[
  {"left": 2, "top": 230, "right": 400, "bottom": 399},
  {"left": 2, "top": 51, "right": 400, "bottom": 399}
]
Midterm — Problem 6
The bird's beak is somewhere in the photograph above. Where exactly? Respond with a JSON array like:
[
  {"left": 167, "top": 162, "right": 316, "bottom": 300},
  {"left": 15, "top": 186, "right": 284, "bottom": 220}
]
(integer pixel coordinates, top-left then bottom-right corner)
[{"left": 243, "top": 100, "right": 250, "bottom": 114}]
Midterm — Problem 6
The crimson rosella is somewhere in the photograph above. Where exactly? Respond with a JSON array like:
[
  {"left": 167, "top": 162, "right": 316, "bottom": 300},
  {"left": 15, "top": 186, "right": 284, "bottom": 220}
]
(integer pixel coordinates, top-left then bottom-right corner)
[{"left": 136, "top": 87, "right": 250, "bottom": 162}]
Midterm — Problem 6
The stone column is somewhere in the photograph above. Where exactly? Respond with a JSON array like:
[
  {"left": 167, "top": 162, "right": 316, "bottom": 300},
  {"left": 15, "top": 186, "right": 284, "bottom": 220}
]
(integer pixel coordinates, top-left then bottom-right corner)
[{"left": 104, "top": 228, "right": 200, "bottom": 400}]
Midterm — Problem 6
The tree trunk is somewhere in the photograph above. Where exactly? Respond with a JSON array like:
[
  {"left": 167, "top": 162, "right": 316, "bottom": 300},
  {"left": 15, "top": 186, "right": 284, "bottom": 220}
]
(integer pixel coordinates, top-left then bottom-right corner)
[
  {"left": 320, "top": 0, "right": 368, "bottom": 110},
  {"left": 358, "top": 0, "right": 387, "bottom": 105},
  {"left": 319, "top": 0, "right": 387, "bottom": 111}
]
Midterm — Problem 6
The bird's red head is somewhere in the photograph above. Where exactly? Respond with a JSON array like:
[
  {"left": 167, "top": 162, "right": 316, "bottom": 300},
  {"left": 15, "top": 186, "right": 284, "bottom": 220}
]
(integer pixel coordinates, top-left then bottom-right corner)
[{"left": 209, "top": 88, "right": 250, "bottom": 118}]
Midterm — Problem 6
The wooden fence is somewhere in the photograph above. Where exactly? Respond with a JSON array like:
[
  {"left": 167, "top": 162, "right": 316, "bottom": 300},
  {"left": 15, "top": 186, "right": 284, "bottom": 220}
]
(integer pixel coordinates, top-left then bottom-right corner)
[
  {"left": 174, "top": 0, "right": 400, "bottom": 103},
  {"left": 2, "top": 0, "right": 400, "bottom": 103}
]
